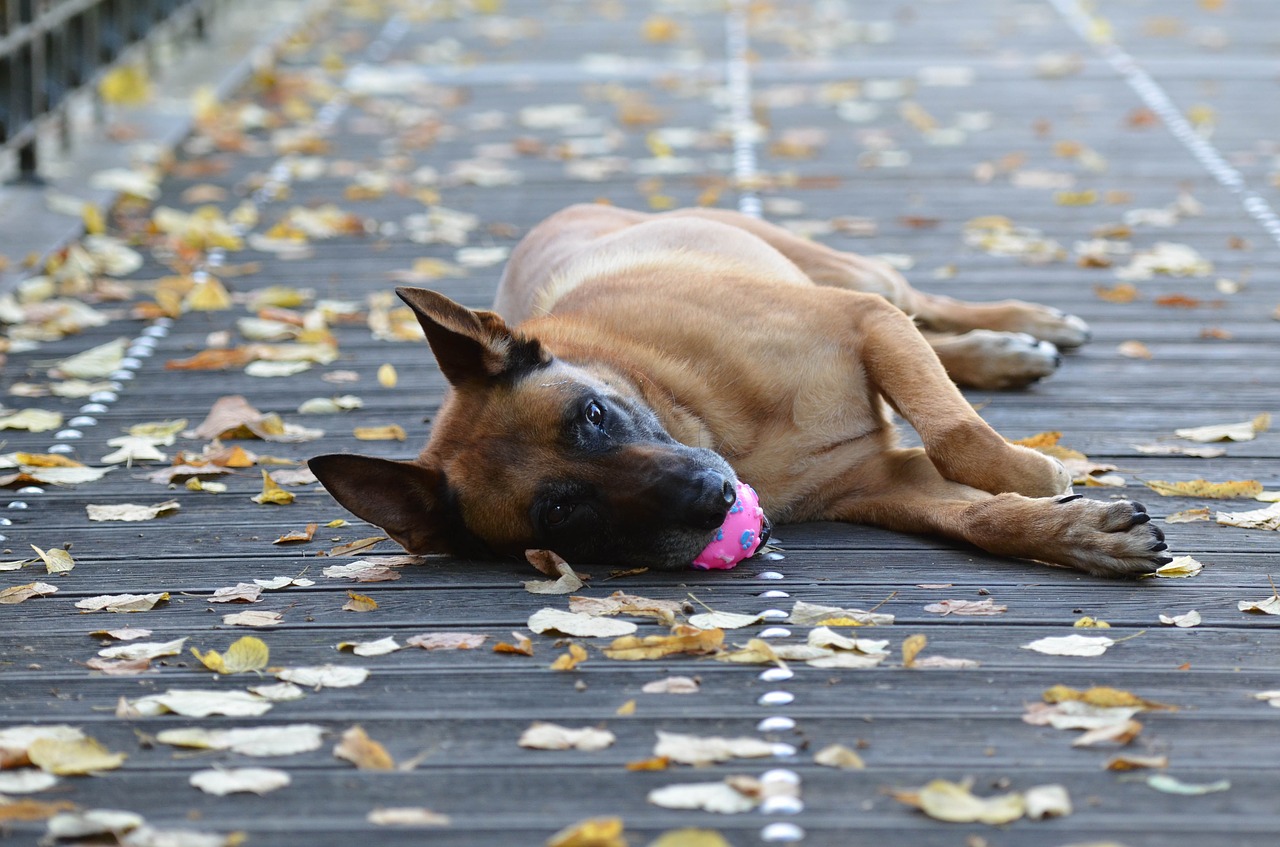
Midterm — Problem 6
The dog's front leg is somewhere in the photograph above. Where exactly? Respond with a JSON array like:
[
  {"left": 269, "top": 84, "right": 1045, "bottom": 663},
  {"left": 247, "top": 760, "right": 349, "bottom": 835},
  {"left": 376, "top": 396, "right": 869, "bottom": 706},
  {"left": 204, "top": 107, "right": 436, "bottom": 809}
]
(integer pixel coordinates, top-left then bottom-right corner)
[{"left": 828, "top": 448, "right": 1171, "bottom": 577}]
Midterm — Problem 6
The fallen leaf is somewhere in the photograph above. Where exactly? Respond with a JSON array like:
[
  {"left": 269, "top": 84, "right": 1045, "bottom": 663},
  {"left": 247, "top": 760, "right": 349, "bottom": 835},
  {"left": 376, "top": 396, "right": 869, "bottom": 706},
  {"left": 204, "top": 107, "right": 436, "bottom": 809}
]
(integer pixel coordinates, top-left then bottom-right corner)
[
  {"left": 210, "top": 583, "right": 263, "bottom": 603},
  {"left": 325, "top": 536, "right": 387, "bottom": 557},
  {"left": 1159, "top": 610, "right": 1202, "bottom": 627},
  {"left": 0, "top": 409, "right": 63, "bottom": 432},
  {"left": 1145, "top": 775, "right": 1230, "bottom": 795},
  {"left": 156, "top": 724, "right": 324, "bottom": 756},
  {"left": 407, "top": 632, "right": 486, "bottom": 651},
  {"left": 1043, "top": 685, "right": 1175, "bottom": 711},
  {"left": 1073, "top": 720, "right": 1145, "bottom": 747},
  {"left": 1145, "top": 479, "right": 1263, "bottom": 498},
  {"left": 354, "top": 424, "right": 407, "bottom": 441},
  {"left": 273, "top": 523, "right": 318, "bottom": 544},
  {"left": 604, "top": 626, "right": 724, "bottom": 660},
  {"left": 546, "top": 817, "right": 626, "bottom": 847},
  {"left": 377, "top": 363, "right": 398, "bottom": 387},
  {"left": 1118, "top": 340, "right": 1153, "bottom": 359},
  {"left": 653, "top": 731, "right": 775, "bottom": 765},
  {"left": 97, "top": 637, "right": 187, "bottom": 661},
  {"left": 923, "top": 599, "right": 1007, "bottom": 616},
  {"left": 1217, "top": 501, "right": 1280, "bottom": 531},
  {"left": 342, "top": 591, "right": 379, "bottom": 612},
  {"left": 642, "top": 676, "right": 700, "bottom": 694},
  {"left": 1175, "top": 414, "right": 1270, "bottom": 442},
  {"left": 334, "top": 725, "right": 395, "bottom": 770},
  {"left": 523, "top": 550, "right": 584, "bottom": 594},
  {"left": 1237, "top": 587, "right": 1280, "bottom": 615},
  {"left": 1153, "top": 556, "right": 1205, "bottom": 578},
  {"left": 1022, "top": 634, "right": 1115, "bottom": 657},
  {"left": 44, "top": 809, "right": 145, "bottom": 840},
  {"left": 0, "top": 581, "right": 59, "bottom": 604},
  {"left": 569, "top": 591, "right": 683, "bottom": 619},
  {"left": 644, "top": 828, "right": 732, "bottom": 847},
  {"left": 902, "top": 634, "right": 928, "bottom": 667},
  {"left": 223, "top": 610, "right": 284, "bottom": 627},
  {"left": 0, "top": 769, "right": 61, "bottom": 794},
  {"left": 687, "top": 610, "right": 763, "bottom": 630},
  {"left": 49, "top": 338, "right": 127, "bottom": 379},
  {"left": 367, "top": 807, "right": 451, "bottom": 827},
  {"left": 647, "top": 779, "right": 760, "bottom": 814},
  {"left": 75, "top": 592, "right": 169, "bottom": 613},
  {"left": 28, "top": 737, "right": 127, "bottom": 775},
  {"left": 251, "top": 470, "right": 295, "bottom": 505},
  {"left": 191, "top": 636, "right": 270, "bottom": 674},
  {"left": 1132, "top": 444, "right": 1226, "bottom": 459},
  {"left": 550, "top": 643, "right": 588, "bottom": 671},
  {"left": 493, "top": 632, "right": 534, "bottom": 655},
  {"left": 814, "top": 743, "right": 865, "bottom": 770},
  {"left": 337, "top": 636, "right": 402, "bottom": 657},
  {"left": 789, "top": 599, "right": 894, "bottom": 626},
  {"left": 1166, "top": 507, "right": 1212, "bottom": 523},
  {"left": 31, "top": 544, "right": 74, "bottom": 575},
  {"left": 518, "top": 722, "right": 615, "bottom": 751},
  {"left": 893, "top": 779, "right": 1025, "bottom": 824},
  {"left": 1074, "top": 616, "right": 1111, "bottom": 628},
  {"left": 275, "top": 665, "right": 369, "bottom": 689},
  {"left": 716, "top": 638, "right": 788, "bottom": 666},
  {"left": 1105, "top": 754, "right": 1169, "bottom": 771},
  {"left": 528, "top": 608, "right": 637, "bottom": 637},
  {"left": 323, "top": 560, "right": 401, "bottom": 581},
  {"left": 1023, "top": 784, "right": 1073, "bottom": 820},
  {"left": 85, "top": 500, "right": 180, "bottom": 522},
  {"left": 0, "top": 798, "right": 77, "bottom": 823},
  {"left": 190, "top": 767, "right": 291, "bottom": 796},
  {"left": 90, "top": 627, "right": 152, "bottom": 641}
]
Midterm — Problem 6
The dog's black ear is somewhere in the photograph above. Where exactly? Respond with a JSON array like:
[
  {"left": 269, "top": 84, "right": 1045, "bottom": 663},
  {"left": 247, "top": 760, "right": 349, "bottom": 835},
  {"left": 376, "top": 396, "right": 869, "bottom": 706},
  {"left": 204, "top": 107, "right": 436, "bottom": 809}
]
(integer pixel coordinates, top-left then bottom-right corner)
[
  {"left": 395, "top": 287, "right": 548, "bottom": 386},
  {"left": 308, "top": 454, "right": 452, "bottom": 554}
]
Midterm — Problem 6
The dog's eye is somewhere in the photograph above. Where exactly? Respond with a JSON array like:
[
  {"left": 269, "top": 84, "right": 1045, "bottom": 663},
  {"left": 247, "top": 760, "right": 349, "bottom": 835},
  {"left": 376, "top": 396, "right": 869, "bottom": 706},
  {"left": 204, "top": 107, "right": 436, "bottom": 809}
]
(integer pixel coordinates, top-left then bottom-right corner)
[
  {"left": 584, "top": 401, "right": 605, "bottom": 428},
  {"left": 546, "top": 503, "right": 575, "bottom": 527}
]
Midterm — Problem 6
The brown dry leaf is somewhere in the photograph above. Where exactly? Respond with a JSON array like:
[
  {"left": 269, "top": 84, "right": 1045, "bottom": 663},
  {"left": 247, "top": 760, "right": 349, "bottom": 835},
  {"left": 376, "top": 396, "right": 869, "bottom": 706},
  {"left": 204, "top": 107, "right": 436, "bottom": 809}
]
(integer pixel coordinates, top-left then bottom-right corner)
[
  {"left": 0, "top": 581, "right": 59, "bottom": 604},
  {"left": 30, "top": 544, "right": 74, "bottom": 575},
  {"left": 1105, "top": 754, "right": 1169, "bottom": 771},
  {"left": 715, "top": 638, "right": 785, "bottom": 666},
  {"left": 604, "top": 626, "right": 724, "bottom": 660},
  {"left": 342, "top": 591, "right": 378, "bottom": 612},
  {"left": 0, "top": 799, "right": 78, "bottom": 823},
  {"left": 1071, "top": 718, "right": 1145, "bottom": 748},
  {"left": 546, "top": 817, "right": 627, "bottom": 847},
  {"left": 493, "top": 632, "right": 534, "bottom": 656},
  {"left": 625, "top": 755, "right": 670, "bottom": 771},
  {"left": 1118, "top": 340, "right": 1153, "bottom": 359},
  {"left": 75, "top": 592, "right": 169, "bottom": 613},
  {"left": 274, "top": 523, "right": 318, "bottom": 544},
  {"left": 1094, "top": 282, "right": 1140, "bottom": 303},
  {"left": 1145, "top": 479, "right": 1263, "bottom": 499},
  {"left": 550, "top": 643, "right": 588, "bottom": 671},
  {"left": 84, "top": 656, "right": 155, "bottom": 675},
  {"left": 901, "top": 634, "right": 927, "bottom": 668},
  {"left": 334, "top": 725, "right": 395, "bottom": 770},
  {"left": 569, "top": 591, "right": 683, "bottom": 619},
  {"left": 923, "top": 599, "right": 1007, "bottom": 616},
  {"left": 325, "top": 536, "right": 387, "bottom": 557},
  {"left": 518, "top": 722, "right": 615, "bottom": 751},
  {"left": 407, "top": 633, "right": 486, "bottom": 651},
  {"left": 789, "top": 600, "right": 894, "bottom": 626},
  {"left": 1166, "top": 507, "right": 1212, "bottom": 523},
  {"left": 524, "top": 550, "right": 585, "bottom": 594},
  {"left": 191, "top": 636, "right": 270, "bottom": 675},
  {"left": 28, "top": 736, "right": 127, "bottom": 775},
  {"left": 814, "top": 743, "right": 866, "bottom": 770}
]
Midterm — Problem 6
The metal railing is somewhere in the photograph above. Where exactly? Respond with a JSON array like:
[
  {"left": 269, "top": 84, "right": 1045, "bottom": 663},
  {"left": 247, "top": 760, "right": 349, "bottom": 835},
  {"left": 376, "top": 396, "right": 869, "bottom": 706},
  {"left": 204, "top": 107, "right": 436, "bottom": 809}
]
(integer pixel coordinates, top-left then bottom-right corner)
[{"left": 0, "top": 0, "right": 217, "bottom": 182}]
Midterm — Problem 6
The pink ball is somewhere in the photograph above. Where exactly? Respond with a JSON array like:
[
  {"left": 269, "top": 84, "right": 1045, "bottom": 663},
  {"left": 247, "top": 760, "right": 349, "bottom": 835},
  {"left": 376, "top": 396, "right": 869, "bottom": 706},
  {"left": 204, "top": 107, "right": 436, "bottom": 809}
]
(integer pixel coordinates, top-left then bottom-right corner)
[{"left": 691, "top": 481, "right": 767, "bottom": 570}]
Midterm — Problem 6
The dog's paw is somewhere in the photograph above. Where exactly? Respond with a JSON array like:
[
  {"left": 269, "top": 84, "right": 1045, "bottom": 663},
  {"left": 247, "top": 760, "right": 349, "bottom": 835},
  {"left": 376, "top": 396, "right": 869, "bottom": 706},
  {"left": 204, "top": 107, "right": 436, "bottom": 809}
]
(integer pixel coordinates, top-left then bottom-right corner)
[
  {"left": 1015, "top": 306, "right": 1091, "bottom": 350},
  {"left": 1051, "top": 496, "right": 1171, "bottom": 578},
  {"left": 935, "top": 330, "right": 1061, "bottom": 390}
]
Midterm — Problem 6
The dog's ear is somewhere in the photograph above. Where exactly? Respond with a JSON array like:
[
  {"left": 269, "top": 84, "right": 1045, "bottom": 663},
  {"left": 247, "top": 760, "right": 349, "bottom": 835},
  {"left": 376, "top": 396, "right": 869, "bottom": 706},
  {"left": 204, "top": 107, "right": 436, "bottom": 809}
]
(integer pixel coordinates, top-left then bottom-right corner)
[
  {"left": 395, "top": 287, "right": 548, "bottom": 386},
  {"left": 308, "top": 454, "right": 452, "bottom": 554}
]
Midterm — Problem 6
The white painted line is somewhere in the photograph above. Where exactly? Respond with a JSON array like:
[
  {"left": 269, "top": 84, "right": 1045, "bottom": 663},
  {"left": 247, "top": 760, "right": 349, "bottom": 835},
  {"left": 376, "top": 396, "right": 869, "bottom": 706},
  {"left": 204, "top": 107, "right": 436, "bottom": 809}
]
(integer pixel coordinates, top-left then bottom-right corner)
[{"left": 1049, "top": 0, "right": 1280, "bottom": 248}]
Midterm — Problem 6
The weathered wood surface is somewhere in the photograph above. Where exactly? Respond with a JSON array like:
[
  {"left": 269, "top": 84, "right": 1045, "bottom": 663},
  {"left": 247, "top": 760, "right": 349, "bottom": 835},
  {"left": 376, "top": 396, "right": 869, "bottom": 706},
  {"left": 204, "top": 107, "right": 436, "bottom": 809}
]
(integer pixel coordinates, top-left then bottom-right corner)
[{"left": 2, "top": 0, "right": 1279, "bottom": 845}]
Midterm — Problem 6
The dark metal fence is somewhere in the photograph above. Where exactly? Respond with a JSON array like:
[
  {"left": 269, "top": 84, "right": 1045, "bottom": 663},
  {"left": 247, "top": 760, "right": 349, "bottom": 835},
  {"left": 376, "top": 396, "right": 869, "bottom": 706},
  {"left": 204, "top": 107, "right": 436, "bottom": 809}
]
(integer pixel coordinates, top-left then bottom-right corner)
[{"left": 0, "top": 0, "right": 217, "bottom": 182}]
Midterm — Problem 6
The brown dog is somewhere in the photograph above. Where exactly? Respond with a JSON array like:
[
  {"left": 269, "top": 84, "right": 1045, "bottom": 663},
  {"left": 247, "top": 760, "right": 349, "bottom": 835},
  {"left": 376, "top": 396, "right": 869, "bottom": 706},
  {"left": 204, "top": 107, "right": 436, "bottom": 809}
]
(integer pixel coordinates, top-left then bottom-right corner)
[{"left": 310, "top": 204, "right": 1169, "bottom": 576}]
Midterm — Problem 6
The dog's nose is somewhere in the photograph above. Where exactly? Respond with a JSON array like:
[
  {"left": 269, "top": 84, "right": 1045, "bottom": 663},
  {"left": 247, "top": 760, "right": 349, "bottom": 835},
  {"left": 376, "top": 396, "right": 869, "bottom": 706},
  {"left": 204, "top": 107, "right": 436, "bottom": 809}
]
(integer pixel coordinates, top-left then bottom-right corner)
[{"left": 681, "top": 470, "right": 736, "bottom": 530}]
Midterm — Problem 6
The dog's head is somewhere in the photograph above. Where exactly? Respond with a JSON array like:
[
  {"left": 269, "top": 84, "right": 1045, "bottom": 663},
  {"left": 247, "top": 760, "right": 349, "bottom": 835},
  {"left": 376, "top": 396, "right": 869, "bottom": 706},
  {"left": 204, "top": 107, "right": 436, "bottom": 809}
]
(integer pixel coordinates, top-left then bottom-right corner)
[{"left": 309, "top": 287, "right": 745, "bottom": 569}]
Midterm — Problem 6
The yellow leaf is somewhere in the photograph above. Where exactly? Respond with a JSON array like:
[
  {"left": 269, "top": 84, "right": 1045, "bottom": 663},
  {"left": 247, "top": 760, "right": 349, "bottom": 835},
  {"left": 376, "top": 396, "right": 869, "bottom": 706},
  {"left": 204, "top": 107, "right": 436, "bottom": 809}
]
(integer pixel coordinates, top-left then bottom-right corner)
[
  {"left": 1010, "top": 431, "right": 1061, "bottom": 448},
  {"left": 494, "top": 631, "right": 534, "bottom": 655},
  {"left": 14, "top": 453, "right": 84, "bottom": 468},
  {"left": 377, "top": 363, "right": 398, "bottom": 388},
  {"left": 1144, "top": 479, "right": 1263, "bottom": 499},
  {"left": 546, "top": 817, "right": 627, "bottom": 847},
  {"left": 1055, "top": 189, "right": 1098, "bottom": 206},
  {"left": 191, "top": 636, "right": 270, "bottom": 675},
  {"left": 82, "top": 203, "right": 106, "bottom": 236},
  {"left": 342, "top": 591, "right": 378, "bottom": 612},
  {"left": 28, "top": 736, "right": 127, "bottom": 774},
  {"left": 183, "top": 276, "right": 233, "bottom": 311},
  {"left": 251, "top": 470, "right": 295, "bottom": 505},
  {"left": 0, "top": 409, "right": 64, "bottom": 432},
  {"left": 902, "top": 633, "right": 927, "bottom": 668},
  {"left": 31, "top": 544, "right": 74, "bottom": 575},
  {"left": 550, "top": 643, "right": 588, "bottom": 671},
  {"left": 354, "top": 424, "right": 406, "bottom": 441},
  {"left": 603, "top": 626, "right": 723, "bottom": 661},
  {"left": 615, "top": 699, "right": 636, "bottom": 716},
  {"left": 642, "top": 16, "right": 681, "bottom": 42},
  {"left": 1042, "top": 684, "right": 1175, "bottom": 711},
  {"left": 815, "top": 616, "right": 866, "bottom": 627},
  {"left": 648, "top": 830, "right": 733, "bottom": 847},
  {"left": 911, "top": 779, "right": 1025, "bottom": 824},
  {"left": 98, "top": 63, "right": 151, "bottom": 105},
  {"left": 1073, "top": 616, "right": 1110, "bottom": 628},
  {"left": 334, "top": 725, "right": 395, "bottom": 770}
]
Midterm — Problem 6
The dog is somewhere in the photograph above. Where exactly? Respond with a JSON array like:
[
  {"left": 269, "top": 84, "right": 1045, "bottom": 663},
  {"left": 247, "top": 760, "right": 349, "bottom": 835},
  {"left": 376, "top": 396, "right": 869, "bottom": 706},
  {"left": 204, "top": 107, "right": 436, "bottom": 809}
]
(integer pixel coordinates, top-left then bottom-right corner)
[{"left": 310, "top": 204, "right": 1170, "bottom": 577}]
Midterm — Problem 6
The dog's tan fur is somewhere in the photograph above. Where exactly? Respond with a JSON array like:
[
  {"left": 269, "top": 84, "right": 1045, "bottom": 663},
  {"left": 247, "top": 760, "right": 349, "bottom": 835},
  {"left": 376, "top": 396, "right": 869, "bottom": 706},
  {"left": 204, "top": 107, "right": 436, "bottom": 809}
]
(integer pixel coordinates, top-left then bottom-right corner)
[{"left": 311, "top": 204, "right": 1169, "bottom": 576}]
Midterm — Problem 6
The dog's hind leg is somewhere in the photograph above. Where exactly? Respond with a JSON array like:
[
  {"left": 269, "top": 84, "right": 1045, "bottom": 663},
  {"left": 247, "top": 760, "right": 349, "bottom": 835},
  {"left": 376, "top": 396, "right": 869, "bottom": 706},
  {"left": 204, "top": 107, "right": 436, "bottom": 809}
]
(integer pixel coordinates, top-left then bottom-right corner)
[{"left": 825, "top": 447, "right": 1170, "bottom": 577}]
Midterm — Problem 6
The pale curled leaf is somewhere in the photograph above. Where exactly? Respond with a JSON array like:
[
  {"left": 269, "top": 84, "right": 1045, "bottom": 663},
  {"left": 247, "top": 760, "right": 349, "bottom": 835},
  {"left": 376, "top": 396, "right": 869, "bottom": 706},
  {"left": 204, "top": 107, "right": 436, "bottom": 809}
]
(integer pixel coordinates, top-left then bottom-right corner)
[
  {"left": 647, "top": 780, "right": 760, "bottom": 814},
  {"left": 653, "top": 731, "right": 775, "bottom": 765},
  {"left": 528, "top": 608, "right": 637, "bottom": 638},
  {"left": 189, "top": 767, "right": 290, "bottom": 796},
  {"left": 518, "top": 722, "right": 615, "bottom": 751},
  {"left": 1022, "top": 634, "right": 1115, "bottom": 657},
  {"left": 86, "top": 500, "right": 179, "bottom": 522},
  {"left": 923, "top": 598, "right": 1007, "bottom": 616},
  {"left": 275, "top": 664, "right": 369, "bottom": 689},
  {"left": 1159, "top": 610, "right": 1201, "bottom": 628},
  {"left": 334, "top": 725, "right": 395, "bottom": 770}
]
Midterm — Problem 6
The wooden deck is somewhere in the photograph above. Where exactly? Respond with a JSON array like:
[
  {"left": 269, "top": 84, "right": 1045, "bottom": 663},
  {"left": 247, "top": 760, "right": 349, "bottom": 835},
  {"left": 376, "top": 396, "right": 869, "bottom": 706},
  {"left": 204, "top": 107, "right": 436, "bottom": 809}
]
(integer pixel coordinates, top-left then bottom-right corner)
[{"left": 2, "top": 0, "right": 1279, "bottom": 844}]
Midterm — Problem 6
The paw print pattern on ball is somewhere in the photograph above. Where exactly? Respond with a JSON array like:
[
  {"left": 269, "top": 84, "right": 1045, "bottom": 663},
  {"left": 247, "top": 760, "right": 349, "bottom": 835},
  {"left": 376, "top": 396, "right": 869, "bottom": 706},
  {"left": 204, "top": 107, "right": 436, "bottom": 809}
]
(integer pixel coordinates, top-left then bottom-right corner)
[{"left": 691, "top": 481, "right": 767, "bottom": 570}]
